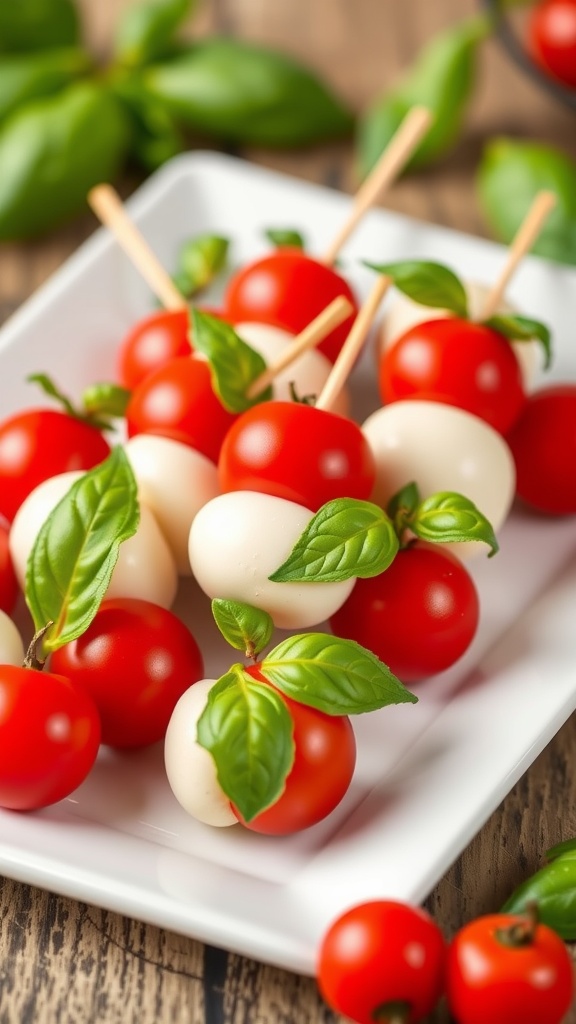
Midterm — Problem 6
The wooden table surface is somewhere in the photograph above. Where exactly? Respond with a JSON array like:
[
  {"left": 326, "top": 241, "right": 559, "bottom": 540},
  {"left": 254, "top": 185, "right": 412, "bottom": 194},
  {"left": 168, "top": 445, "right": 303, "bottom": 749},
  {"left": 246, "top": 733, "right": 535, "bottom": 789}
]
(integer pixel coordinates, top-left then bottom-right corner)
[{"left": 1, "top": 1, "right": 575, "bottom": 1021}]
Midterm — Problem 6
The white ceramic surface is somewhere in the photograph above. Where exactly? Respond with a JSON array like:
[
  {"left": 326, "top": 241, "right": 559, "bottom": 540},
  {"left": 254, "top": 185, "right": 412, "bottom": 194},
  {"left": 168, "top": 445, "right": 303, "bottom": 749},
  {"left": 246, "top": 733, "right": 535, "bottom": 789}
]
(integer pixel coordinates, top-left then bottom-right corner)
[{"left": 1, "top": 152, "right": 576, "bottom": 976}]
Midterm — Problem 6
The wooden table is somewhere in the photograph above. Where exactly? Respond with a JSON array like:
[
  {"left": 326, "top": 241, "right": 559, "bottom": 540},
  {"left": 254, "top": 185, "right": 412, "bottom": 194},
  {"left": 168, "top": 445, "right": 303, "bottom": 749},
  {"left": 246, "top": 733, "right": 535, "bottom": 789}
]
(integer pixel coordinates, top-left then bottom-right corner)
[{"left": 1, "top": 1, "right": 575, "bottom": 1021}]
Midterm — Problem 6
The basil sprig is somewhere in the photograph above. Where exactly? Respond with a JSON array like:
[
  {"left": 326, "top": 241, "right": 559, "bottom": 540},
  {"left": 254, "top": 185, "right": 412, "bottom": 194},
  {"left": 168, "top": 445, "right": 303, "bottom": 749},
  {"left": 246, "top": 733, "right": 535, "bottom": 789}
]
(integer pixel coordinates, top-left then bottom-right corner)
[
  {"left": 485, "top": 313, "right": 552, "bottom": 368},
  {"left": 191, "top": 308, "right": 272, "bottom": 414},
  {"left": 28, "top": 372, "right": 129, "bottom": 430},
  {"left": 365, "top": 259, "right": 469, "bottom": 318},
  {"left": 211, "top": 599, "right": 273, "bottom": 659},
  {"left": 389, "top": 484, "right": 499, "bottom": 557},
  {"left": 502, "top": 838, "right": 576, "bottom": 940},
  {"left": 172, "top": 233, "right": 229, "bottom": 299},
  {"left": 264, "top": 227, "right": 305, "bottom": 250}
]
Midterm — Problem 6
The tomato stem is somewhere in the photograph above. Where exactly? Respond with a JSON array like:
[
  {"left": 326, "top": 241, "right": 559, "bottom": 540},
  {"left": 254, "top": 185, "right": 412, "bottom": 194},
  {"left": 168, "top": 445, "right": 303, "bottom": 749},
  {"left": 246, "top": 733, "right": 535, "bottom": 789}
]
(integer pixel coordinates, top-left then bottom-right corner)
[
  {"left": 496, "top": 900, "right": 539, "bottom": 947},
  {"left": 373, "top": 999, "right": 410, "bottom": 1023},
  {"left": 23, "top": 621, "right": 54, "bottom": 671}
]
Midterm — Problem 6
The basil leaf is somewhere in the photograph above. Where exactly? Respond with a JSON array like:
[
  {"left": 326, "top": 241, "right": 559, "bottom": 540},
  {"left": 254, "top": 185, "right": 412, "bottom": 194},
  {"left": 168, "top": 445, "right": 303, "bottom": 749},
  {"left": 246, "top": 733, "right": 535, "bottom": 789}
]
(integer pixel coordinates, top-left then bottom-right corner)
[
  {"left": 211, "top": 599, "right": 273, "bottom": 658},
  {"left": 411, "top": 492, "right": 499, "bottom": 556},
  {"left": 191, "top": 308, "right": 272, "bottom": 413},
  {"left": 26, "top": 448, "right": 140, "bottom": 652},
  {"left": 364, "top": 260, "right": 468, "bottom": 318},
  {"left": 114, "top": 0, "right": 196, "bottom": 67},
  {"left": 112, "top": 73, "right": 185, "bottom": 172},
  {"left": 502, "top": 856, "right": 576, "bottom": 940},
  {"left": 175, "top": 234, "right": 229, "bottom": 298},
  {"left": 196, "top": 665, "right": 294, "bottom": 822},
  {"left": 81, "top": 382, "right": 132, "bottom": 423},
  {"left": 357, "top": 17, "right": 487, "bottom": 176},
  {"left": 27, "top": 372, "right": 79, "bottom": 419},
  {"left": 485, "top": 313, "right": 552, "bottom": 369},
  {"left": 0, "top": 0, "right": 80, "bottom": 53},
  {"left": 547, "top": 838, "right": 576, "bottom": 861},
  {"left": 269, "top": 498, "right": 398, "bottom": 584},
  {"left": 261, "top": 633, "right": 417, "bottom": 715},
  {"left": 143, "top": 38, "right": 353, "bottom": 147},
  {"left": 387, "top": 482, "right": 421, "bottom": 522},
  {"left": 264, "top": 227, "right": 305, "bottom": 250},
  {"left": 478, "top": 139, "right": 576, "bottom": 266},
  {"left": 0, "top": 48, "right": 91, "bottom": 127}
]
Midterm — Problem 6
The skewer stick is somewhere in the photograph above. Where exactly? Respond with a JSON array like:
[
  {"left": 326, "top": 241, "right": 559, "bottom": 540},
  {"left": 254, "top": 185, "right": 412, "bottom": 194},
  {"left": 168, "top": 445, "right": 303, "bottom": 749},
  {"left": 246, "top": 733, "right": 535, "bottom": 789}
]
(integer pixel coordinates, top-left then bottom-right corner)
[
  {"left": 88, "top": 184, "right": 187, "bottom": 312},
  {"left": 322, "top": 106, "right": 433, "bottom": 267},
  {"left": 246, "top": 295, "right": 354, "bottom": 399},
  {"left": 481, "top": 190, "right": 557, "bottom": 320},
  {"left": 316, "top": 276, "right": 391, "bottom": 412}
]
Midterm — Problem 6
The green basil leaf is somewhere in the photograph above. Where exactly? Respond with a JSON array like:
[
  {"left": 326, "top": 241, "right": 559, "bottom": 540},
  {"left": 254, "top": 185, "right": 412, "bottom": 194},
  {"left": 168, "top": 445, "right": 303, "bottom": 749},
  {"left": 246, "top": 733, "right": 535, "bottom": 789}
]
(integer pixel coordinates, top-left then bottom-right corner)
[
  {"left": 269, "top": 498, "right": 398, "bottom": 584},
  {"left": 411, "top": 491, "right": 499, "bottom": 556},
  {"left": 264, "top": 227, "right": 305, "bottom": 250},
  {"left": 387, "top": 482, "right": 421, "bottom": 522},
  {"left": 501, "top": 857, "right": 576, "bottom": 940},
  {"left": 115, "top": 0, "right": 196, "bottom": 67},
  {"left": 191, "top": 308, "right": 272, "bottom": 413},
  {"left": 143, "top": 38, "right": 353, "bottom": 147},
  {"left": 81, "top": 382, "right": 132, "bottom": 422},
  {"left": 0, "top": 0, "right": 80, "bottom": 53},
  {"left": 261, "top": 633, "right": 417, "bottom": 715},
  {"left": 485, "top": 313, "right": 552, "bottom": 369},
  {"left": 0, "top": 48, "right": 92, "bottom": 126},
  {"left": 112, "top": 72, "right": 185, "bottom": 172},
  {"left": 477, "top": 139, "right": 576, "bottom": 266},
  {"left": 26, "top": 448, "right": 140, "bottom": 652},
  {"left": 27, "top": 372, "right": 79, "bottom": 419},
  {"left": 357, "top": 17, "right": 487, "bottom": 176},
  {"left": 0, "top": 81, "right": 131, "bottom": 241},
  {"left": 547, "top": 838, "right": 576, "bottom": 861},
  {"left": 175, "top": 234, "right": 229, "bottom": 298},
  {"left": 364, "top": 260, "right": 468, "bottom": 318},
  {"left": 196, "top": 665, "right": 294, "bottom": 822},
  {"left": 211, "top": 599, "right": 273, "bottom": 658}
]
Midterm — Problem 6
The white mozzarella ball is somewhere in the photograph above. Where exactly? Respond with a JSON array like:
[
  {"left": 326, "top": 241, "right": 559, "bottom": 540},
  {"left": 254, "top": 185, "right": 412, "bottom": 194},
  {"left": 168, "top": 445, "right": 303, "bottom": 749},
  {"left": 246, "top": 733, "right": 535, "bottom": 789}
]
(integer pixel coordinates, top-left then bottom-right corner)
[
  {"left": 236, "top": 321, "right": 350, "bottom": 415},
  {"left": 124, "top": 434, "right": 220, "bottom": 575},
  {"left": 189, "top": 491, "right": 355, "bottom": 629},
  {"left": 9, "top": 470, "right": 178, "bottom": 608},
  {"left": 379, "top": 280, "right": 539, "bottom": 389},
  {"left": 0, "top": 609, "right": 24, "bottom": 665},
  {"left": 164, "top": 678, "right": 237, "bottom": 827},
  {"left": 362, "top": 401, "right": 516, "bottom": 558}
]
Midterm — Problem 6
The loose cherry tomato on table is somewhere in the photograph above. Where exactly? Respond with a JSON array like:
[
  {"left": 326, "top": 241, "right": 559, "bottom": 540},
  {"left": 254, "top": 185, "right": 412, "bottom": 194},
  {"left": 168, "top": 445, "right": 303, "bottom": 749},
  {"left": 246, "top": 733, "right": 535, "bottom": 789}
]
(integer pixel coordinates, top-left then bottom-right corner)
[
  {"left": 379, "top": 318, "right": 527, "bottom": 435},
  {"left": 50, "top": 598, "right": 204, "bottom": 749},
  {"left": 0, "top": 518, "right": 18, "bottom": 615},
  {"left": 218, "top": 400, "right": 376, "bottom": 511},
  {"left": 529, "top": 0, "right": 576, "bottom": 88},
  {"left": 505, "top": 384, "right": 576, "bottom": 515},
  {"left": 317, "top": 899, "right": 446, "bottom": 1023},
  {"left": 224, "top": 248, "right": 358, "bottom": 363},
  {"left": 0, "top": 408, "right": 110, "bottom": 523},
  {"left": 446, "top": 910, "right": 574, "bottom": 1024}
]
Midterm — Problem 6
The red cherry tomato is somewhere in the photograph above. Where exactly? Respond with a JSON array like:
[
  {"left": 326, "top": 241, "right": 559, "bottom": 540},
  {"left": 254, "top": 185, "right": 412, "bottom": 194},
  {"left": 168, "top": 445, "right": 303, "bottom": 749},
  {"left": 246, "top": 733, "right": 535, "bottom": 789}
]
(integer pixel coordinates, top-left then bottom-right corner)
[
  {"left": 446, "top": 912, "right": 574, "bottom": 1024},
  {"left": 232, "top": 666, "right": 356, "bottom": 835},
  {"left": 506, "top": 384, "right": 576, "bottom": 515},
  {"left": 117, "top": 309, "right": 191, "bottom": 389},
  {"left": 219, "top": 401, "right": 376, "bottom": 511},
  {"left": 529, "top": 0, "right": 576, "bottom": 88},
  {"left": 0, "top": 409, "right": 111, "bottom": 523},
  {"left": 317, "top": 900, "right": 446, "bottom": 1024},
  {"left": 125, "top": 355, "right": 237, "bottom": 464},
  {"left": 330, "top": 541, "right": 479, "bottom": 683},
  {"left": 379, "top": 318, "right": 526, "bottom": 435},
  {"left": 50, "top": 598, "right": 204, "bottom": 749},
  {"left": 224, "top": 249, "right": 358, "bottom": 363},
  {"left": 0, "top": 664, "right": 101, "bottom": 810},
  {"left": 0, "top": 519, "right": 18, "bottom": 615}
]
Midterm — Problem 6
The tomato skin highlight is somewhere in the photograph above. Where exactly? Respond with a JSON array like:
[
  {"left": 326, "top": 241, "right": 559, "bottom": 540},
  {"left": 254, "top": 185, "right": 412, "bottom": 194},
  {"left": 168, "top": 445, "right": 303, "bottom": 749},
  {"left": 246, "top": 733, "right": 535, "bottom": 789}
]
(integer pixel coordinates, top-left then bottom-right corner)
[
  {"left": 330, "top": 542, "right": 480, "bottom": 683},
  {"left": 529, "top": 0, "right": 576, "bottom": 87},
  {"left": 0, "top": 665, "right": 101, "bottom": 810},
  {"left": 0, "top": 409, "right": 111, "bottom": 523},
  {"left": 218, "top": 401, "right": 376, "bottom": 511},
  {"left": 379, "top": 318, "right": 527, "bottom": 435},
  {"left": 505, "top": 384, "right": 576, "bottom": 515},
  {"left": 224, "top": 249, "right": 358, "bottom": 363},
  {"left": 446, "top": 912, "right": 574, "bottom": 1024},
  {"left": 117, "top": 309, "right": 191, "bottom": 389},
  {"left": 0, "top": 519, "right": 18, "bottom": 615},
  {"left": 50, "top": 598, "right": 204, "bottom": 749},
  {"left": 317, "top": 899, "right": 446, "bottom": 1024}
]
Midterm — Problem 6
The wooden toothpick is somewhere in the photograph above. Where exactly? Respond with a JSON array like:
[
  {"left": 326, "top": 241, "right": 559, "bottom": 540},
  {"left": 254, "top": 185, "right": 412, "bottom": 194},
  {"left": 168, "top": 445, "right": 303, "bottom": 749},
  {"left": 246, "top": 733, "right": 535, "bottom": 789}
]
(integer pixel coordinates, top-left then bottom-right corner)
[{"left": 88, "top": 184, "right": 187, "bottom": 312}]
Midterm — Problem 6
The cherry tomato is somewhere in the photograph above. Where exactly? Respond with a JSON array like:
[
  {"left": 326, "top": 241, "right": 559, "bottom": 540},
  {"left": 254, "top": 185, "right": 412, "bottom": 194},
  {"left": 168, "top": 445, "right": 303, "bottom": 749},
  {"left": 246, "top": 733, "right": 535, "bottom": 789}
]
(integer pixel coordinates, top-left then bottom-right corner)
[
  {"left": 50, "top": 598, "right": 204, "bottom": 749},
  {"left": 529, "top": 0, "right": 576, "bottom": 88},
  {"left": 379, "top": 318, "right": 526, "bottom": 435},
  {"left": 117, "top": 309, "right": 191, "bottom": 389},
  {"left": 224, "top": 249, "right": 358, "bottom": 363},
  {"left": 506, "top": 384, "right": 576, "bottom": 515},
  {"left": 218, "top": 401, "right": 376, "bottom": 511},
  {"left": 317, "top": 899, "right": 446, "bottom": 1024},
  {"left": 330, "top": 541, "right": 479, "bottom": 683},
  {"left": 125, "top": 354, "right": 237, "bottom": 464},
  {"left": 0, "top": 409, "right": 111, "bottom": 523},
  {"left": 0, "top": 518, "right": 18, "bottom": 615},
  {"left": 232, "top": 666, "right": 356, "bottom": 835},
  {"left": 446, "top": 911, "right": 574, "bottom": 1024},
  {"left": 0, "top": 664, "right": 101, "bottom": 810}
]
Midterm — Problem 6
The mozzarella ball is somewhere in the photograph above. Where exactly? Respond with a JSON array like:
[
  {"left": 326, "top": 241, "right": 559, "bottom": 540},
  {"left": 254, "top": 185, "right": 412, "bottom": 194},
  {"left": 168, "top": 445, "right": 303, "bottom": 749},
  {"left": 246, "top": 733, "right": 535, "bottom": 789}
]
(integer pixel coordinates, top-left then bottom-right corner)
[
  {"left": 0, "top": 609, "right": 24, "bottom": 665},
  {"left": 189, "top": 491, "right": 355, "bottom": 629},
  {"left": 124, "top": 434, "right": 220, "bottom": 575},
  {"left": 379, "top": 280, "right": 539, "bottom": 389},
  {"left": 362, "top": 401, "right": 516, "bottom": 558},
  {"left": 9, "top": 470, "right": 178, "bottom": 608},
  {"left": 164, "top": 678, "right": 237, "bottom": 827},
  {"left": 236, "top": 322, "right": 350, "bottom": 415}
]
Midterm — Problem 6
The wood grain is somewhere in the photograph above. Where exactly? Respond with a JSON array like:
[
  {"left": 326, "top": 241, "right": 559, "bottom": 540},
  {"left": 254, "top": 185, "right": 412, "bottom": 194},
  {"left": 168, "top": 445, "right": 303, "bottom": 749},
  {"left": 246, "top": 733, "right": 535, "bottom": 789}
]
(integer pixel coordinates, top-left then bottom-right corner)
[{"left": 1, "top": 1, "right": 575, "bottom": 1021}]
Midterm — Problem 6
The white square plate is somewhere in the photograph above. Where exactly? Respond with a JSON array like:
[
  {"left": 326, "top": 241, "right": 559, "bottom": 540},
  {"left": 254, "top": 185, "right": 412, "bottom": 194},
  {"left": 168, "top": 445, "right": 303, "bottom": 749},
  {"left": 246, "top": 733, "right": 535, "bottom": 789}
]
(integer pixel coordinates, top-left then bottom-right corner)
[{"left": 1, "top": 152, "right": 576, "bottom": 975}]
